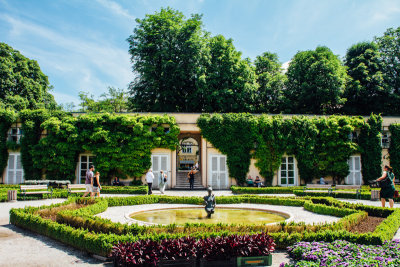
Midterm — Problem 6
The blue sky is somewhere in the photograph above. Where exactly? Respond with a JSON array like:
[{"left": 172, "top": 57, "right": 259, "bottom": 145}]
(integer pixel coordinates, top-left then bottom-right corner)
[{"left": 1, "top": 0, "right": 400, "bottom": 106}]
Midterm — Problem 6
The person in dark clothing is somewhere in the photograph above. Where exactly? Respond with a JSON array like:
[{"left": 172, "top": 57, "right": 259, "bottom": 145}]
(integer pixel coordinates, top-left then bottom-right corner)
[
  {"left": 375, "top": 165, "right": 396, "bottom": 208},
  {"left": 187, "top": 168, "right": 196, "bottom": 190}
]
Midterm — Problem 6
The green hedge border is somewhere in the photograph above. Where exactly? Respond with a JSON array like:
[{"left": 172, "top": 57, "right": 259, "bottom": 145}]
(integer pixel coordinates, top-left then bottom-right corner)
[{"left": 9, "top": 195, "right": 400, "bottom": 257}]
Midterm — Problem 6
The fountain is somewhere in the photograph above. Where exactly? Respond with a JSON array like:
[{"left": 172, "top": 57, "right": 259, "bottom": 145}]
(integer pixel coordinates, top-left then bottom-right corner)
[
  {"left": 129, "top": 186, "right": 289, "bottom": 225},
  {"left": 203, "top": 186, "right": 216, "bottom": 218}
]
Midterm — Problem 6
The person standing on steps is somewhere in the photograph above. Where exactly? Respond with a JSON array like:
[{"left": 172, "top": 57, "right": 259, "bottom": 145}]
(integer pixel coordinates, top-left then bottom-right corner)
[
  {"left": 83, "top": 165, "right": 94, "bottom": 198},
  {"left": 375, "top": 165, "right": 396, "bottom": 208},
  {"left": 187, "top": 167, "right": 196, "bottom": 190},
  {"left": 146, "top": 169, "right": 154, "bottom": 195}
]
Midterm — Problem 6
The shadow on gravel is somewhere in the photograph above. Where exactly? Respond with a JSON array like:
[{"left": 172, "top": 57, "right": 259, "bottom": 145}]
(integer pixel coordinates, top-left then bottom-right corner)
[{"left": 1, "top": 223, "right": 112, "bottom": 266}]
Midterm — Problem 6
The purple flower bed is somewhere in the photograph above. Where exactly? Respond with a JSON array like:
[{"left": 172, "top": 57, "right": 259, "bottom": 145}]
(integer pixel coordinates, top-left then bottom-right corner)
[
  {"left": 112, "top": 233, "right": 275, "bottom": 266},
  {"left": 281, "top": 239, "right": 400, "bottom": 267}
]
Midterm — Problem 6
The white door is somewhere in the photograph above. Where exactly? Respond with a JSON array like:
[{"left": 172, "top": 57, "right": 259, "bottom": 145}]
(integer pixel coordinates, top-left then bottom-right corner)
[
  {"left": 151, "top": 154, "right": 170, "bottom": 189},
  {"left": 78, "top": 154, "right": 95, "bottom": 184},
  {"left": 6, "top": 153, "right": 24, "bottom": 184},
  {"left": 279, "top": 156, "right": 297, "bottom": 186},
  {"left": 209, "top": 155, "right": 229, "bottom": 190},
  {"left": 346, "top": 156, "right": 362, "bottom": 185}
]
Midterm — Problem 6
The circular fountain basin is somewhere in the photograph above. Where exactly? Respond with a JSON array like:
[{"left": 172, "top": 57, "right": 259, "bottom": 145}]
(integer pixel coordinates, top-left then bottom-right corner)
[{"left": 129, "top": 207, "right": 289, "bottom": 225}]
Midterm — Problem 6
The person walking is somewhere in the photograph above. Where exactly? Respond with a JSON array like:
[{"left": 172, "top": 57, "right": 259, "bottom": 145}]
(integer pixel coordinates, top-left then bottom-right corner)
[
  {"left": 146, "top": 169, "right": 154, "bottom": 195},
  {"left": 93, "top": 171, "right": 102, "bottom": 198},
  {"left": 376, "top": 165, "right": 396, "bottom": 208},
  {"left": 187, "top": 168, "right": 195, "bottom": 190},
  {"left": 83, "top": 165, "right": 94, "bottom": 198},
  {"left": 159, "top": 170, "right": 167, "bottom": 194}
]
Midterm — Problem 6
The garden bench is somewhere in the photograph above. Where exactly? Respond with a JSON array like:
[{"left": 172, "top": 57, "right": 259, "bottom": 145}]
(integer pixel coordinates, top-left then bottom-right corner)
[
  {"left": 20, "top": 185, "right": 52, "bottom": 200},
  {"left": 332, "top": 185, "right": 362, "bottom": 199},
  {"left": 67, "top": 184, "right": 87, "bottom": 195},
  {"left": 303, "top": 184, "right": 333, "bottom": 195}
]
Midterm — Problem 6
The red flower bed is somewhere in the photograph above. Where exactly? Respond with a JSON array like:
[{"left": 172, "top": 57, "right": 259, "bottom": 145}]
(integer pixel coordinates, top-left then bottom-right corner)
[{"left": 112, "top": 233, "right": 275, "bottom": 266}]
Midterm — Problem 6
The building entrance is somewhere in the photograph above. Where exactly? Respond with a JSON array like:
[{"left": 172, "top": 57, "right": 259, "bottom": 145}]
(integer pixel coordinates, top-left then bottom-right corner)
[{"left": 175, "top": 134, "right": 202, "bottom": 189}]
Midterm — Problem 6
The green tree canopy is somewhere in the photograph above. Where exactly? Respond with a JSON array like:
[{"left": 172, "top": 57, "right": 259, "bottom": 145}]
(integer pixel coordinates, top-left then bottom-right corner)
[
  {"left": 0, "top": 42, "right": 56, "bottom": 110},
  {"left": 127, "top": 7, "right": 207, "bottom": 112},
  {"left": 284, "top": 46, "right": 347, "bottom": 114},
  {"left": 197, "top": 35, "right": 257, "bottom": 112},
  {"left": 254, "top": 52, "right": 286, "bottom": 113},
  {"left": 375, "top": 26, "right": 400, "bottom": 115},
  {"left": 343, "top": 42, "right": 386, "bottom": 115},
  {"left": 78, "top": 87, "right": 128, "bottom": 113}
]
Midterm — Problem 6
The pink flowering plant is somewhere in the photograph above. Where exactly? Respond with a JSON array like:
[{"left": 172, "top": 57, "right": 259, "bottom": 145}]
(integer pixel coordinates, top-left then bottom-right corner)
[{"left": 281, "top": 239, "right": 400, "bottom": 267}]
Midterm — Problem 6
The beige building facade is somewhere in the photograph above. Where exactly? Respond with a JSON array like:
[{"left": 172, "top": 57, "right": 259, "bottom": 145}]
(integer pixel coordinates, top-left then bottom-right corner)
[{"left": 2, "top": 113, "right": 400, "bottom": 188}]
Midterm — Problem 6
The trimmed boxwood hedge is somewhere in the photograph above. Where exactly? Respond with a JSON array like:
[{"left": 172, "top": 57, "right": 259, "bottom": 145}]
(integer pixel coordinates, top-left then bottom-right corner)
[
  {"left": 294, "top": 189, "right": 400, "bottom": 202},
  {"left": 10, "top": 195, "right": 400, "bottom": 257},
  {"left": 0, "top": 185, "right": 148, "bottom": 202}
]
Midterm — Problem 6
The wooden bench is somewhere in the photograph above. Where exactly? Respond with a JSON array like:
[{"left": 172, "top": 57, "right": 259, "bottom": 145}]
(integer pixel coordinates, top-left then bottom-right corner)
[
  {"left": 20, "top": 185, "right": 53, "bottom": 200},
  {"left": 332, "top": 185, "right": 362, "bottom": 199},
  {"left": 67, "top": 184, "right": 87, "bottom": 195},
  {"left": 303, "top": 184, "right": 333, "bottom": 195}
]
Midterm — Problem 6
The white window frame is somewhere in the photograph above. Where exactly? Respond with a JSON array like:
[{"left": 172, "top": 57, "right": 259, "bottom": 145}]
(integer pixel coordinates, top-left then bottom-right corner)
[
  {"left": 346, "top": 155, "right": 362, "bottom": 185},
  {"left": 278, "top": 155, "right": 298, "bottom": 186},
  {"left": 78, "top": 154, "right": 95, "bottom": 184},
  {"left": 7, "top": 126, "right": 23, "bottom": 144},
  {"left": 5, "top": 152, "right": 24, "bottom": 184},
  {"left": 208, "top": 154, "right": 229, "bottom": 190},
  {"left": 151, "top": 153, "right": 171, "bottom": 189}
]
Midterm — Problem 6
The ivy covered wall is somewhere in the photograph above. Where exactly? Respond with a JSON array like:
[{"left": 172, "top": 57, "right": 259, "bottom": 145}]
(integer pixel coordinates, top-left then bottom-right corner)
[
  {"left": 389, "top": 123, "right": 400, "bottom": 176},
  {"left": 31, "top": 113, "right": 180, "bottom": 182},
  {"left": 0, "top": 109, "right": 16, "bottom": 176},
  {"left": 0, "top": 109, "right": 179, "bottom": 183},
  {"left": 358, "top": 114, "right": 383, "bottom": 183},
  {"left": 198, "top": 113, "right": 381, "bottom": 185}
]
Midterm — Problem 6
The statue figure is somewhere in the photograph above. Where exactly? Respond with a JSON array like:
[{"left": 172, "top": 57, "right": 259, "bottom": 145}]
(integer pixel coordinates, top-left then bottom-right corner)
[{"left": 203, "top": 186, "right": 216, "bottom": 218}]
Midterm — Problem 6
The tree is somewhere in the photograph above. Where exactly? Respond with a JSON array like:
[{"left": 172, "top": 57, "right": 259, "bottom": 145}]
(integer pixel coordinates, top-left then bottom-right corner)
[
  {"left": 78, "top": 87, "right": 128, "bottom": 113},
  {"left": 375, "top": 27, "right": 400, "bottom": 115},
  {"left": 343, "top": 42, "right": 386, "bottom": 115},
  {"left": 0, "top": 42, "right": 56, "bottom": 110},
  {"left": 127, "top": 8, "right": 207, "bottom": 112},
  {"left": 284, "top": 46, "right": 347, "bottom": 114},
  {"left": 254, "top": 52, "right": 286, "bottom": 113},
  {"left": 196, "top": 35, "right": 257, "bottom": 112}
]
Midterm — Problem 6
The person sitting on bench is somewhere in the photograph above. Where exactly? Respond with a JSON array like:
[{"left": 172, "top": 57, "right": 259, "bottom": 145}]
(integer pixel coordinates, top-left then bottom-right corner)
[
  {"left": 255, "top": 176, "right": 263, "bottom": 187},
  {"left": 247, "top": 175, "right": 254, "bottom": 187}
]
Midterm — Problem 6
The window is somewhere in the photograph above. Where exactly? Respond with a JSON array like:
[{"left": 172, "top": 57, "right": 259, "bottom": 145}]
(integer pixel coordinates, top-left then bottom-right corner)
[
  {"left": 346, "top": 156, "right": 362, "bottom": 185},
  {"left": 381, "top": 131, "right": 390, "bottom": 149},
  {"left": 6, "top": 153, "right": 24, "bottom": 184},
  {"left": 7, "top": 126, "right": 23, "bottom": 143},
  {"left": 279, "top": 156, "right": 297, "bottom": 186},
  {"left": 150, "top": 126, "right": 170, "bottom": 133},
  {"left": 348, "top": 131, "right": 359, "bottom": 143},
  {"left": 78, "top": 154, "right": 95, "bottom": 184},
  {"left": 181, "top": 142, "right": 193, "bottom": 154}
]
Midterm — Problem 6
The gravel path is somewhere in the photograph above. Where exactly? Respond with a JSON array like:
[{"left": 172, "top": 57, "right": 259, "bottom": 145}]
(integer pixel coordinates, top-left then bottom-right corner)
[{"left": 0, "top": 199, "right": 110, "bottom": 267}]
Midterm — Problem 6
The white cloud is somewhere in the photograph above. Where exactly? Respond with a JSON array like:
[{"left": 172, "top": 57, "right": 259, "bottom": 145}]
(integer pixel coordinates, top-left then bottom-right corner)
[
  {"left": 281, "top": 61, "right": 290, "bottom": 73},
  {"left": 363, "top": 0, "right": 400, "bottom": 26},
  {"left": 1, "top": 14, "right": 133, "bottom": 103},
  {"left": 95, "top": 0, "right": 135, "bottom": 20}
]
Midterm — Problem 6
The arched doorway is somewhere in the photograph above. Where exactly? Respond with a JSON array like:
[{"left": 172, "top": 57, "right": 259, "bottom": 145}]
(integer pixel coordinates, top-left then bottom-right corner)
[
  {"left": 178, "top": 137, "right": 199, "bottom": 170},
  {"left": 175, "top": 134, "right": 202, "bottom": 189}
]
